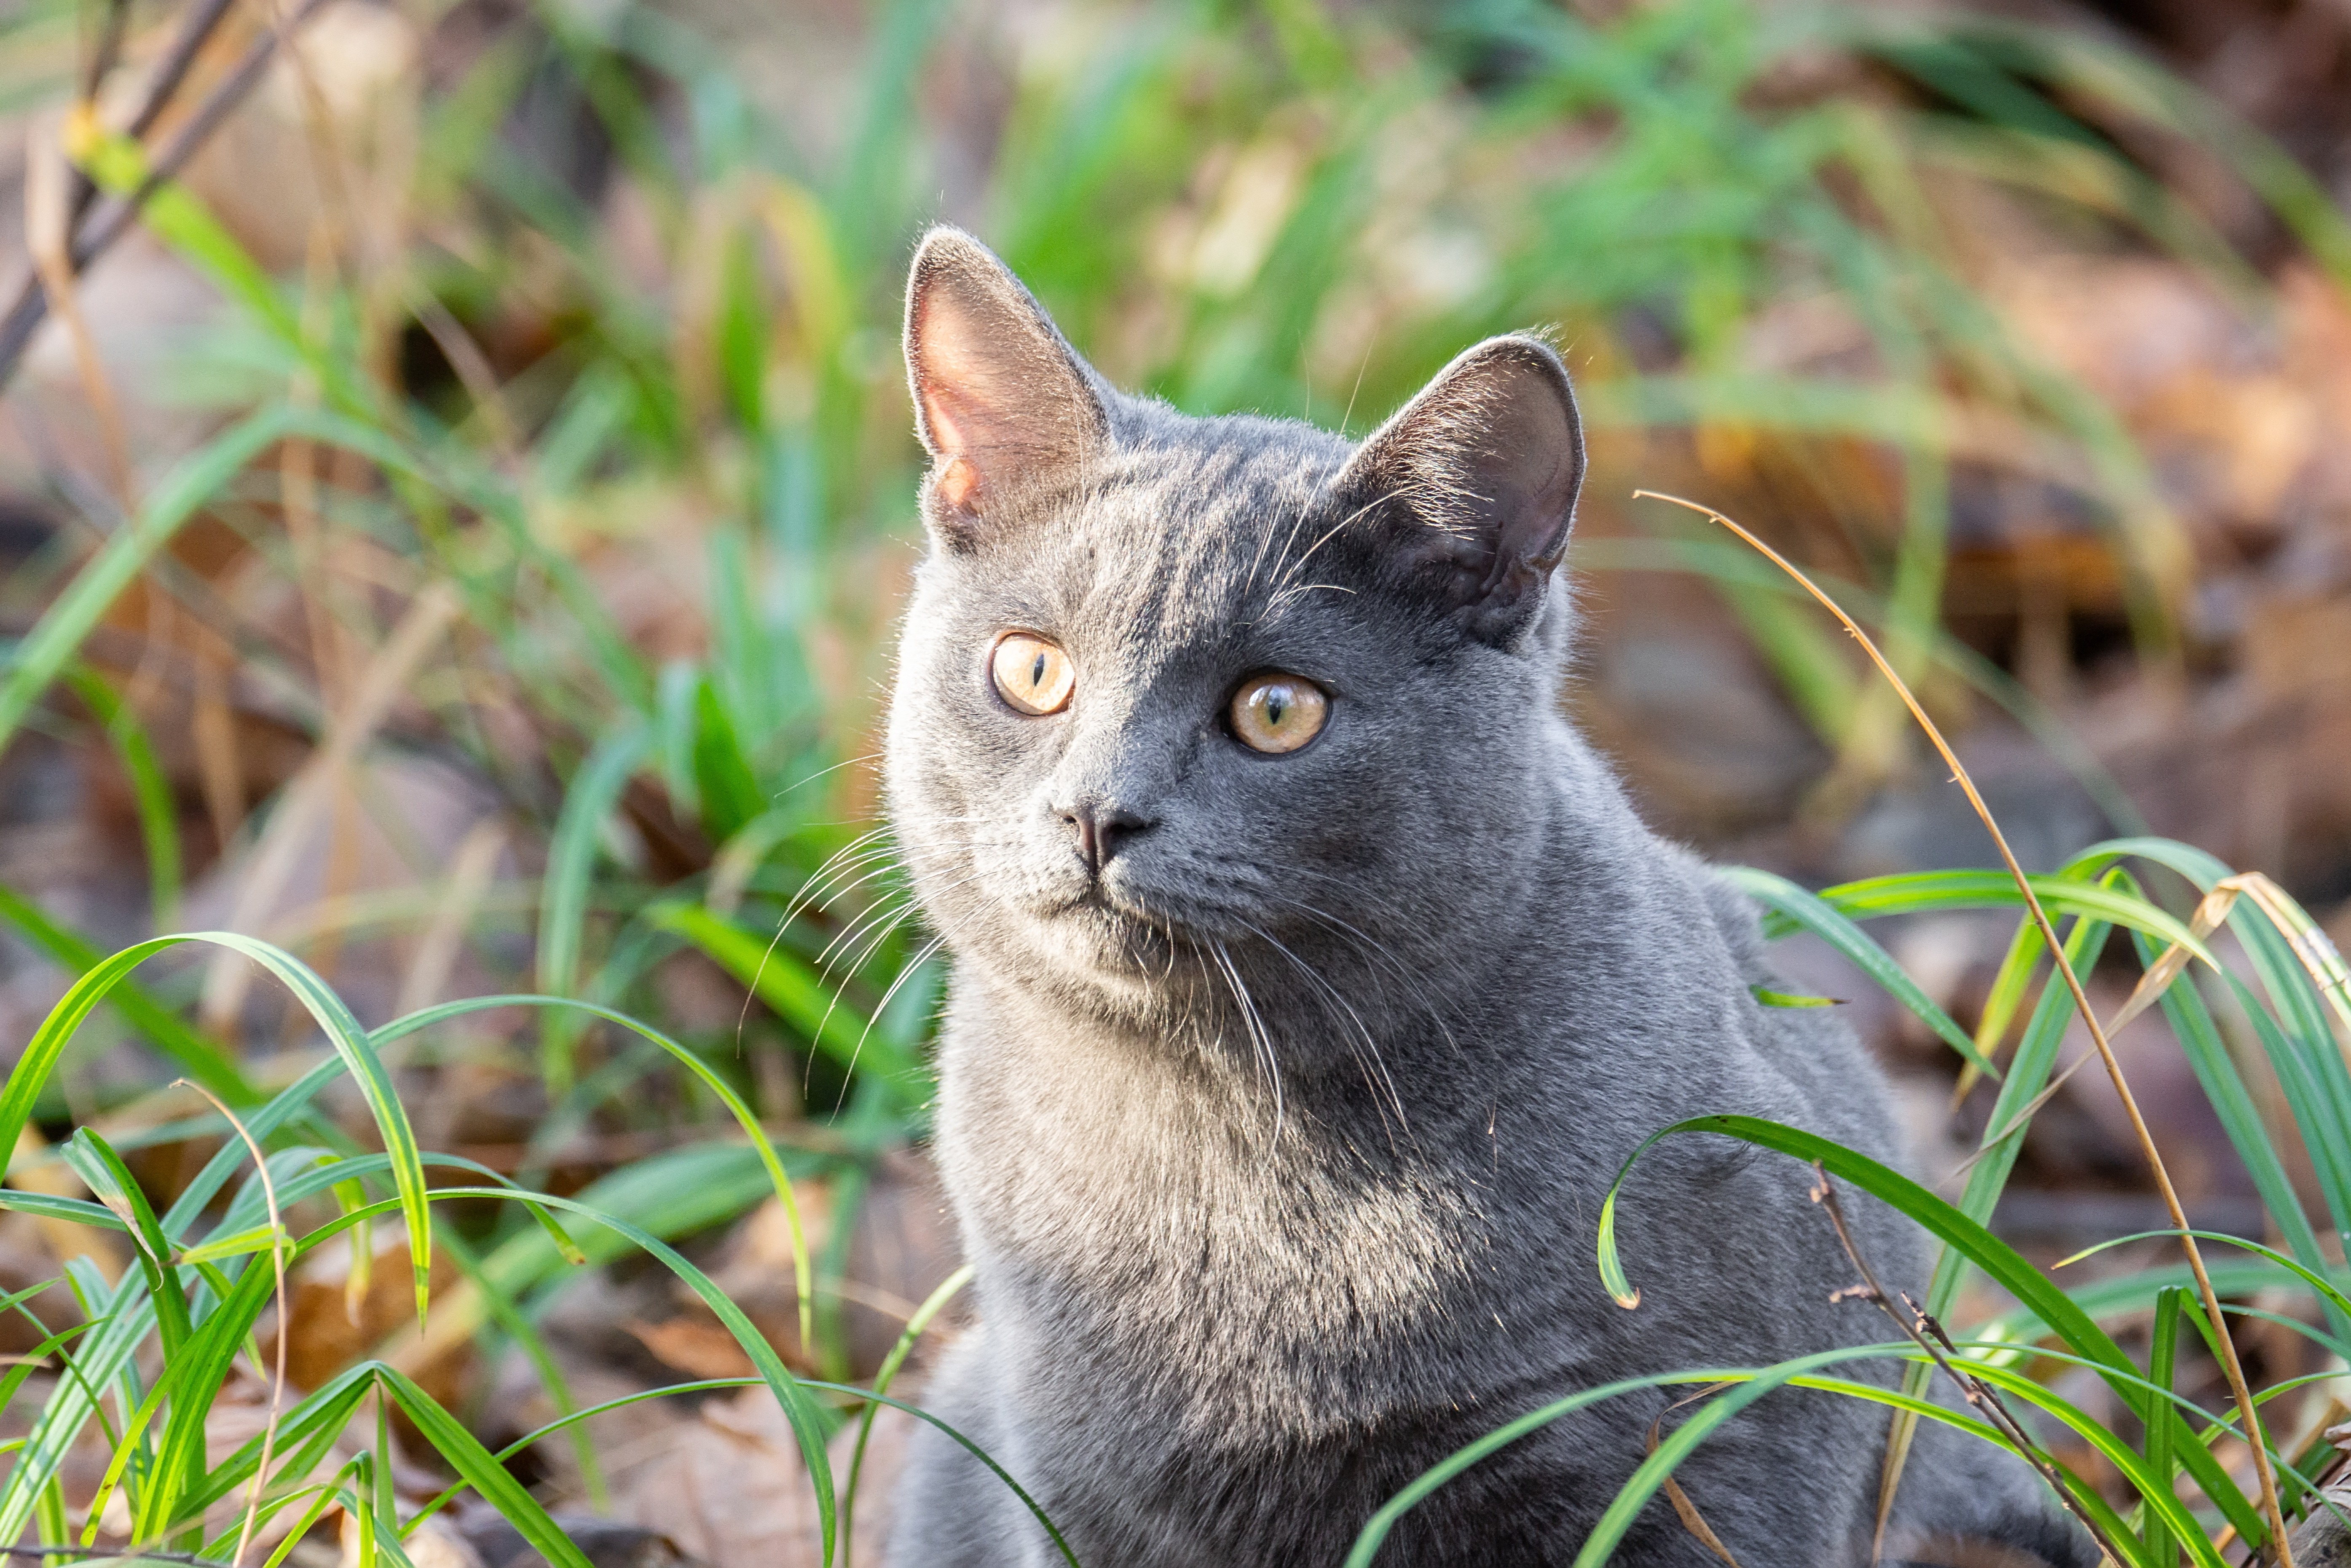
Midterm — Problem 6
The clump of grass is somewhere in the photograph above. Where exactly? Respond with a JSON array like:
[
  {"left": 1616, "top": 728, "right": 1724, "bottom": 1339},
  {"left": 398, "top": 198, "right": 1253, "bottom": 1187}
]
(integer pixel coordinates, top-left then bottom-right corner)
[{"left": 1347, "top": 501, "right": 2351, "bottom": 1565}]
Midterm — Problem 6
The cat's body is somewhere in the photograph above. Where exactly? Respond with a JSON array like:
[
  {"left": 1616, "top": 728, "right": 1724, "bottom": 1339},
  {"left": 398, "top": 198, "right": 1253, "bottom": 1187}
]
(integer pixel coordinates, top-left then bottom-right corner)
[{"left": 881, "top": 228, "right": 2087, "bottom": 1567}]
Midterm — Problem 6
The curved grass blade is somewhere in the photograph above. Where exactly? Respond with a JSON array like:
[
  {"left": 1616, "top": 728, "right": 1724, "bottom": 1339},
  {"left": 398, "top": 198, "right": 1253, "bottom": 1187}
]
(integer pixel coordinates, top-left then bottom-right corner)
[
  {"left": 59, "top": 1129, "right": 189, "bottom": 1358},
  {"left": 0, "top": 933, "right": 433, "bottom": 1326},
  {"left": 1771, "top": 869, "right": 2215, "bottom": 966},
  {"left": 1727, "top": 866, "right": 1995, "bottom": 1078},
  {"left": 406, "top": 1369, "right": 1076, "bottom": 1568},
  {"left": 365, "top": 991, "right": 815, "bottom": 1352},
  {"left": 2059, "top": 1229, "right": 2351, "bottom": 1330},
  {"left": 0, "top": 884, "right": 252, "bottom": 1102},
  {"left": 1596, "top": 1111, "right": 2267, "bottom": 1548},
  {"left": 0, "top": 1189, "right": 127, "bottom": 1230},
  {"left": 1345, "top": 1351, "right": 1898, "bottom": 1568},
  {"left": 1782, "top": 1369, "right": 2210, "bottom": 1564},
  {"left": 299, "top": 1185, "right": 842, "bottom": 1564}
]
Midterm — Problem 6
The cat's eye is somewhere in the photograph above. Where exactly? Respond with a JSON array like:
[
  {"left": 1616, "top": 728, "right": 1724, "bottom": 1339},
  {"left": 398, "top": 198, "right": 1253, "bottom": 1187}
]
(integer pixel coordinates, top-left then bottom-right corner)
[
  {"left": 990, "top": 632, "right": 1075, "bottom": 715},
  {"left": 1229, "top": 673, "right": 1328, "bottom": 754}
]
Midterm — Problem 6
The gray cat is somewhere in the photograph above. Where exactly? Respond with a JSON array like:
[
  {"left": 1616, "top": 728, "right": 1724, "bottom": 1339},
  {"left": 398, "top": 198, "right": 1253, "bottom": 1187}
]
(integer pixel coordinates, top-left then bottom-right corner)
[{"left": 879, "top": 226, "right": 2088, "bottom": 1568}]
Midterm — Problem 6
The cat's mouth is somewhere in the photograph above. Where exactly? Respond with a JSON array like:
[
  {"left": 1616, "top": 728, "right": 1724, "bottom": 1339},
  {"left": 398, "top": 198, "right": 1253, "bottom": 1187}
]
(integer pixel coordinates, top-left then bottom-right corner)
[{"left": 1059, "top": 881, "right": 1169, "bottom": 932}]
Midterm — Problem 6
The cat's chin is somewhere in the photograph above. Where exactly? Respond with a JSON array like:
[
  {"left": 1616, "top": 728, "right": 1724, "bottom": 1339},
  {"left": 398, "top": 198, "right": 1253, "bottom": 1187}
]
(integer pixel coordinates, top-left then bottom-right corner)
[{"left": 1008, "top": 889, "right": 1209, "bottom": 994}]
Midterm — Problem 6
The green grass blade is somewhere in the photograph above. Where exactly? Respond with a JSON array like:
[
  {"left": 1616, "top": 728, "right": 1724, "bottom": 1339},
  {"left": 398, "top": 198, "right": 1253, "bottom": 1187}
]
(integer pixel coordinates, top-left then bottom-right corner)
[
  {"left": 372, "top": 1367, "right": 597, "bottom": 1568},
  {"left": 536, "top": 720, "right": 651, "bottom": 1094},
  {"left": 1728, "top": 866, "right": 1996, "bottom": 1078},
  {"left": 1949, "top": 914, "right": 2043, "bottom": 1102},
  {"left": 842, "top": 1264, "right": 971, "bottom": 1568},
  {"left": 0, "top": 1189, "right": 127, "bottom": 1229},
  {"left": 62, "top": 666, "right": 182, "bottom": 928},
  {"left": 1932, "top": 912, "right": 2111, "bottom": 1312},
  {"left": 134, "top": 1237, "right": 278, "bottom": 1541},
  {"left": 1598, "top": 1110, "right": 2265, "bottom": 1549},
  {"left": 391, "top": 1186, "right": 838, "bottom": 1563},
  {"left": 59, "top": 1130, "right": 190, "bottom": 1359},
  {"left": 1345, "top": 1351, "right": 1899, "bottom": 1568},
  {"left": 0, "top": 883, "right": 252, "bottom": 1102},
  {"left": 373, "top": 990, "right": 815, "bottom": 1347},
  {"left": 1763, "top": 870, "right": 2214, "bottom": 965},
  {"left": 2125, "top": 917, "right": 2343, "bottom": 1339},
  {"left": 0, "top": 406, "right": 300, "bottom": 757},
  {"left": 2, "top": 933, "right": 433, "bottom": 1324}
]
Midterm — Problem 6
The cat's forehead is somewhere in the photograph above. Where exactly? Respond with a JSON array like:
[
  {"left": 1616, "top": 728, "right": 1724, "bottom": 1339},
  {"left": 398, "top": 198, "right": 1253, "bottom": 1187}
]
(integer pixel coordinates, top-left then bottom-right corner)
[{"left": 1032, "top": 411, "right": 1358, "bottom": 648}]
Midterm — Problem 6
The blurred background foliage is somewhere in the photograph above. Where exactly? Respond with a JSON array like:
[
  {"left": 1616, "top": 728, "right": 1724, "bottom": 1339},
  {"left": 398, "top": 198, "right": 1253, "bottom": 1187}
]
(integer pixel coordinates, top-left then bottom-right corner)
[{"left": 8, "top": 0, "right": 2351, "bottom": 1552}]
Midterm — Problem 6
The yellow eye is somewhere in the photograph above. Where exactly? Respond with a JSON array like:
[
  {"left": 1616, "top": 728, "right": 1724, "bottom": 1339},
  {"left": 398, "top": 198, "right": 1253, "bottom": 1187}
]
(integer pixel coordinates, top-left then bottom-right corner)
[
  {"left": 1230, "top": 673, "right": 1328, "bottom": 754},
  {"left": 990, "top": 632, "right": 1075, "bottom": 715}
]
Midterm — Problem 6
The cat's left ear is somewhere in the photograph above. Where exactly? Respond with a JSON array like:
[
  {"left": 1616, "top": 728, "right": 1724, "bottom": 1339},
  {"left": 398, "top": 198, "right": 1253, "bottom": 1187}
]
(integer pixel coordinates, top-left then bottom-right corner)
[
  {"left": 904, "top": 226, "right": 1107, "bottom": 549},
  {"left": 1331, "top": 334, "right": 1584, "bottom": 646}
]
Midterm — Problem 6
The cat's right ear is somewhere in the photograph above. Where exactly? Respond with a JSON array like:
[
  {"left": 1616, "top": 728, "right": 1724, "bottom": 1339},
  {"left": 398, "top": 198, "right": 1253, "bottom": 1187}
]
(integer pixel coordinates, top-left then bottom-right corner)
[
  {"left": 1330, "top": 334, "right": 1584, "bottom": 647},
  {"left": 904, "top": 227, "right": 1106, "bottom": 549}
]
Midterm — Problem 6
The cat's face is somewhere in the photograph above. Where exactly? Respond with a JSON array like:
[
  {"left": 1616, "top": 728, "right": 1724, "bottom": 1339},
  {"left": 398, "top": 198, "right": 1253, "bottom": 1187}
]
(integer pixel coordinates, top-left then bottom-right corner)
[{"left": 885, "top": 229, "right": 1584, "bottom": 1026}]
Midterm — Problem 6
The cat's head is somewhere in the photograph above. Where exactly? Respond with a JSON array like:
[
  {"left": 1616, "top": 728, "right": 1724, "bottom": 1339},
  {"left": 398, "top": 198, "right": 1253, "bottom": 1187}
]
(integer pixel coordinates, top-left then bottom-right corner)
[{"left": 884, "top": 227, "right": 1584, "bottom": 1023}]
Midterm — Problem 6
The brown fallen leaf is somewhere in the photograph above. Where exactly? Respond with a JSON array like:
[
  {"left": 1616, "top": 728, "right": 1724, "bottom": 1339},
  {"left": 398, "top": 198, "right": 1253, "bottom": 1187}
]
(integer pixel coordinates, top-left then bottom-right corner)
[
  {"left": 592, "top": 1385, "right": 916, "bottom": 1568},
  {"left": 284, "top": 1222, "right": 473, "bottom": 1410},
  {"left": 624, "top": 1318, "right": 756, "bottom": 1381}
]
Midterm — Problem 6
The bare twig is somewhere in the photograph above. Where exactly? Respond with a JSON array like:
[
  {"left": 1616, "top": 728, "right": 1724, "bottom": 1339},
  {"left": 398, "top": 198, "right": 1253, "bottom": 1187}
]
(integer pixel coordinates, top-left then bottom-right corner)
[
  {"left": 123, "top": 0, "right": 241, "bottom": 144},
  {"left": 64, "top": 0, "right": 134, "bottom": 222},
  {"left": 46, "top": 0, "right": 240, "bottom": 278},
  {"left": 1642, "top": 488, "right": 2300, "bottom": 1566},
  {"left": 1807, "top": 1165, "right": 2132, "bottom": 1566},
  {"left": 77, "top": 0, "right": 132, "bottom": 110},
  {"left": 0, "top": 0, "right": 335, "bottom": 391}
]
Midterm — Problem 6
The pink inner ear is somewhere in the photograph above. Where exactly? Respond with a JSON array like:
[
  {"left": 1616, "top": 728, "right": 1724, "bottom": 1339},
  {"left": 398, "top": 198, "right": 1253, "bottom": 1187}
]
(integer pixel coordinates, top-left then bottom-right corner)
[{"left": 915, "top": 352, "right": 974, "bottom": 454}]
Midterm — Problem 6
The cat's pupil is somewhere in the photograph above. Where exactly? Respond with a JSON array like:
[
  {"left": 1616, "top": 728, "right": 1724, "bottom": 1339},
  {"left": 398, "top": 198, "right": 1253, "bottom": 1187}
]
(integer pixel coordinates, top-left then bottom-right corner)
[
  {"left": 1266, "top": 692, "right": 1287, "bottom": 725},
  {"left": 1029, "top": 652, "right": 1046, "bottom": 688}
]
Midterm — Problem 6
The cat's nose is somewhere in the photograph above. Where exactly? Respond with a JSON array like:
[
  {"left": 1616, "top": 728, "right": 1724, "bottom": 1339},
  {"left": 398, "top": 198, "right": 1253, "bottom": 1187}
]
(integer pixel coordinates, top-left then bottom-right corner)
[{"left": 1061, "top": 801, "right": 1153, "bottom": 876}]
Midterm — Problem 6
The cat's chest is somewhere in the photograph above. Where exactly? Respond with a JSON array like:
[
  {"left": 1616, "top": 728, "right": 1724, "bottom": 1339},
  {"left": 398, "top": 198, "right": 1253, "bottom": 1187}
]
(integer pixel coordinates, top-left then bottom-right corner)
[{"left": 934, "top": 1005, "right": 1493, "bottom": 1361}]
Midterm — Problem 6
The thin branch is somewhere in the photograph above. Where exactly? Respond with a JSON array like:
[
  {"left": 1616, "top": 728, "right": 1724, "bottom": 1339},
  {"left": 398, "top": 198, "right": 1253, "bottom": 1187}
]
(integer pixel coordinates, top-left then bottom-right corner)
[
  {"left": 63, "top": 0, "right": 133, "bottom": 222},
  {"left": 1642, "top": 487, "right": 2300, "bottom": 1566},
  {"left": 77, "top": 0, "right": 131, "bottom": 104},
  {"left": 0, "top": 0, "right": 333, "bottom": 391},
  {"left": 1807, "top": 1166, "right": 2132, "bottom": 1566},
  {"left": 64, "top": 0, "right": 239, "bottom": 238}
]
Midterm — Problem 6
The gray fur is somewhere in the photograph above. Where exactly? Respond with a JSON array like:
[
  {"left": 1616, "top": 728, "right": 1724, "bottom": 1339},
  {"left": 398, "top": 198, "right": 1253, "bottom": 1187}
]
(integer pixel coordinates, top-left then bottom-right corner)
[{"left": 881, "top": 227, "right": 2088, "bottom": 1568}]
